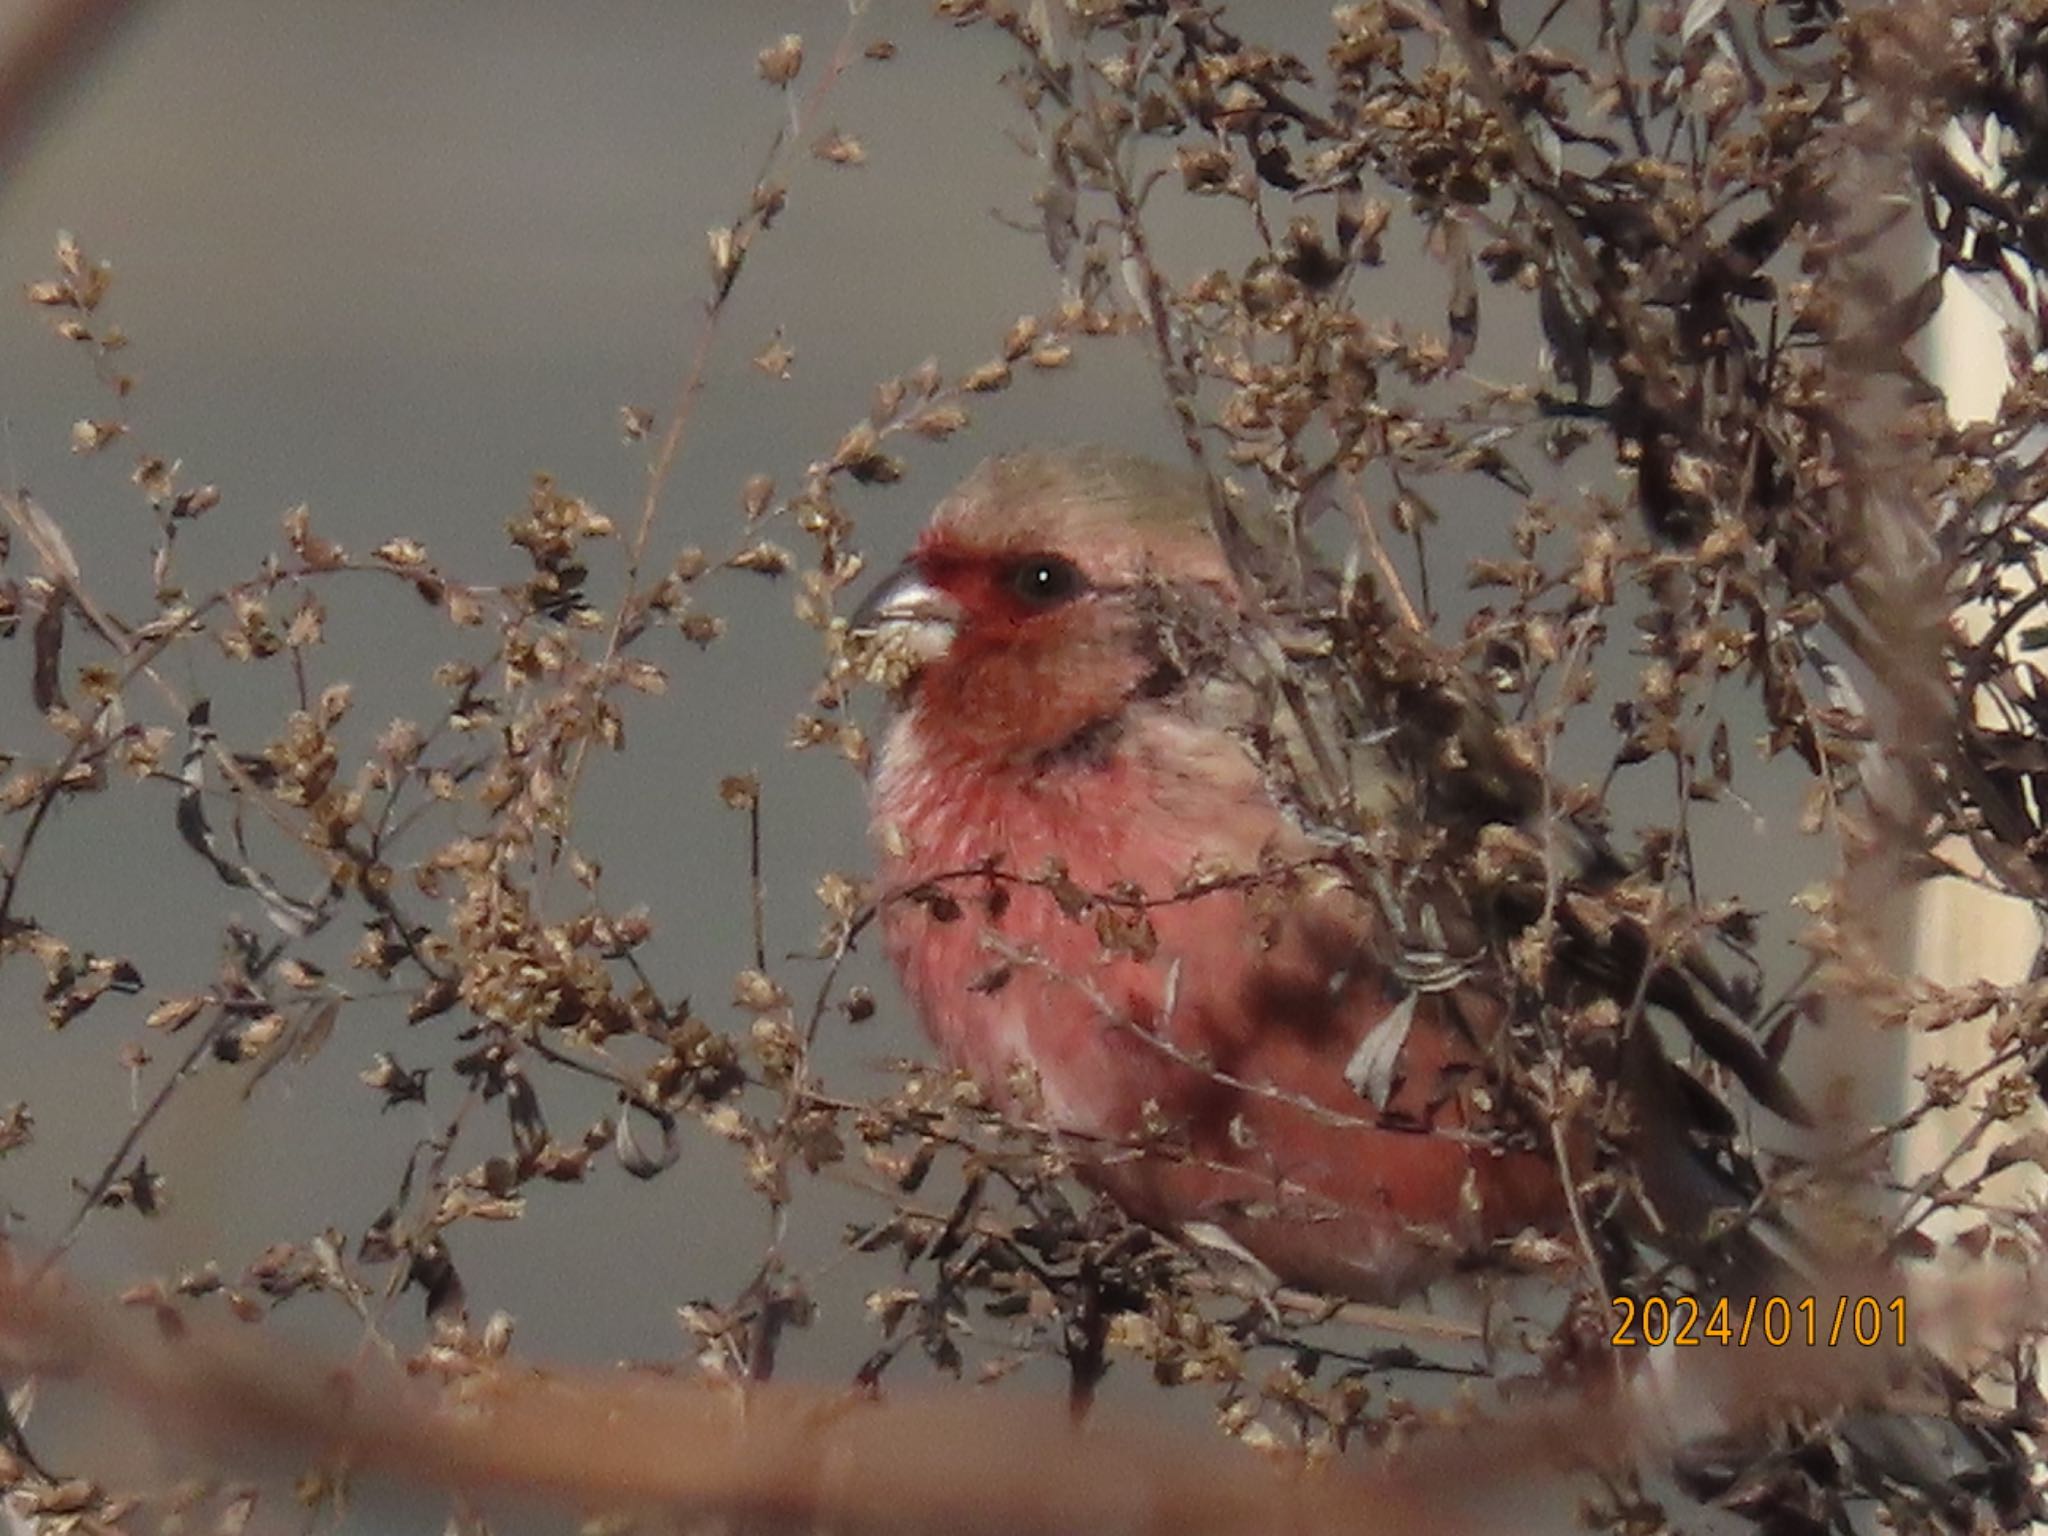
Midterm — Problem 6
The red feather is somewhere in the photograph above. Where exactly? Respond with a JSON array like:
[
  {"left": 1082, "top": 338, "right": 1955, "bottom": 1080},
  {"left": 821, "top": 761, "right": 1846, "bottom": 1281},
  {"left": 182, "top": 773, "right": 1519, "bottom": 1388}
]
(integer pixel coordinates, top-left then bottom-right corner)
[{"left": 864, "top": 449, "right": 1563, "bottom": 1301}]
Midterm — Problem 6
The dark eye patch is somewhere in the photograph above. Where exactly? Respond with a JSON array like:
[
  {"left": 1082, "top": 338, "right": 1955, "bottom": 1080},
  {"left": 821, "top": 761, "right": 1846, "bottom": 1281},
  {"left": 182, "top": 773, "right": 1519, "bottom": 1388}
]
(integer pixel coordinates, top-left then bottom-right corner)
[{"left": 1004, "top": 554, "right": 1086, "bottom": 608}]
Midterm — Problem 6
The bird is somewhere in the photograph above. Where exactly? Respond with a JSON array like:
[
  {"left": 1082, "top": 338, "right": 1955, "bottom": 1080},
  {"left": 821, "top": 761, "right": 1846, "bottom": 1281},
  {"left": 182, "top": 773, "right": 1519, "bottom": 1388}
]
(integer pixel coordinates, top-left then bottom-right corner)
[
  {"left": 849, "top": 445, "right": 2037, "bottom": 1530},
  {"left": 848, "top": 444, "right": 1728, "bottom": 1300}
]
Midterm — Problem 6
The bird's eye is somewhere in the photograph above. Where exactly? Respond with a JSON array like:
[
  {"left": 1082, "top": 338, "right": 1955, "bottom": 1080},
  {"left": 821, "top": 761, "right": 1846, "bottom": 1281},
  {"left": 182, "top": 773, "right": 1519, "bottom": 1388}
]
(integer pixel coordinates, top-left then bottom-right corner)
[{"left": 1006, "top": 555, "right": 1086, "bottom": 608}]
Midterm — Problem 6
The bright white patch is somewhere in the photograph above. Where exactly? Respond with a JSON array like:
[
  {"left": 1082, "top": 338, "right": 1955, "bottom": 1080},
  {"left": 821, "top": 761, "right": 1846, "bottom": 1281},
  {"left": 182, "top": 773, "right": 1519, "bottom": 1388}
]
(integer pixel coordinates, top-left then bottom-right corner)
[{"left": 1343, "top": 989, "right": 1418, "bottom": 1109}]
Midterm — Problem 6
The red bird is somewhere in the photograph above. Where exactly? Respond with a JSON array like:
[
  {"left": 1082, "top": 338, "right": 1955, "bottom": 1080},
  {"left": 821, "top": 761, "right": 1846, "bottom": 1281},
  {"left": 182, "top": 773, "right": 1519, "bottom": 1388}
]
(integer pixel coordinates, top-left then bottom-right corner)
[
  {"left": 854, "top": 447, "right": 1568, "bottom": 1302},
  {"left": 853, "top": 447, "right": 2037, "bottom": 1531}
]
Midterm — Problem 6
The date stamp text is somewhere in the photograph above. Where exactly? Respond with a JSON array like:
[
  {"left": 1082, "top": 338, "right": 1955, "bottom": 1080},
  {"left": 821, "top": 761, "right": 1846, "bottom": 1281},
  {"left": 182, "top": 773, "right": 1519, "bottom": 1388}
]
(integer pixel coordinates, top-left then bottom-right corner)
[{"left": 1609, "top": 1295, "right": 1906, "bottom": 1348}]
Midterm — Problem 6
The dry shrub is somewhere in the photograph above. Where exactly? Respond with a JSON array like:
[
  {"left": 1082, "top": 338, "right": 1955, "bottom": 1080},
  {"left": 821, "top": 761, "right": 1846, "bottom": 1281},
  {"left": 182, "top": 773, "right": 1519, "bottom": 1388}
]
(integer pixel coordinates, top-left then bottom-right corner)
[{"left": 4, "top": 4, "right": 2048, "bottom": 1534}]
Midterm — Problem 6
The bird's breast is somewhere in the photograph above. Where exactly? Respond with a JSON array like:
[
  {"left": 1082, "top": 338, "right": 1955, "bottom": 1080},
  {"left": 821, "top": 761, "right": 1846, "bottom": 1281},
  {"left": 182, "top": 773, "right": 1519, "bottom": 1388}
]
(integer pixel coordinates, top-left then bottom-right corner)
[
  {"left": 867, "top": 705, "right": 1568, "bottom": 1301},
  {"left": 871, "top": 711, "right": 1254, "bottom": 1131}
]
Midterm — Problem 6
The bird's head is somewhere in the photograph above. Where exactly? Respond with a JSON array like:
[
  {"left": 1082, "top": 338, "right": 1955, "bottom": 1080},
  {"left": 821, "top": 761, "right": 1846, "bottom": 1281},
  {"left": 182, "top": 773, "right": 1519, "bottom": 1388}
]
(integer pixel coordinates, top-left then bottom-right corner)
[{"left": 851, "top": 448, "right": 1240, "bottom": 768}]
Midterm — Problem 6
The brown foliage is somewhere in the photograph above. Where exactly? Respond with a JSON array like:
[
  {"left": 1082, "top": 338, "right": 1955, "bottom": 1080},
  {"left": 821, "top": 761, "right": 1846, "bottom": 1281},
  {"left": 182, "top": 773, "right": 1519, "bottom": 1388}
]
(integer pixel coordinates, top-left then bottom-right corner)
[{"left": 3, "top": 3, "right": 2048, "bottom": 1533}]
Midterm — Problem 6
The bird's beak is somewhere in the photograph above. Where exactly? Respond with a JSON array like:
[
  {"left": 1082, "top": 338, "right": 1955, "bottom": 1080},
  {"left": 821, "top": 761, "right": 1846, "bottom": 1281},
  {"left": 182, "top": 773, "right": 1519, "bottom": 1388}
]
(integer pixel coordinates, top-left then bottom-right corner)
[{"left": 848, "top": 562, "right": 961, "bottom": 685}]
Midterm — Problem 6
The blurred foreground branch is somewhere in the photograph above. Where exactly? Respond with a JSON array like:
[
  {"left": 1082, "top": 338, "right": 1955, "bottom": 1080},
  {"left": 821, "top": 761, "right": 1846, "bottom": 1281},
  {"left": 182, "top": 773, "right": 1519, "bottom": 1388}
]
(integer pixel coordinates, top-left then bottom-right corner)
[
  {"left": 0, "top": 0, "right": 150, "bottom": 197},
  {"left": 7, "top": 1257, "right": 2024, "bottom": 1536}
]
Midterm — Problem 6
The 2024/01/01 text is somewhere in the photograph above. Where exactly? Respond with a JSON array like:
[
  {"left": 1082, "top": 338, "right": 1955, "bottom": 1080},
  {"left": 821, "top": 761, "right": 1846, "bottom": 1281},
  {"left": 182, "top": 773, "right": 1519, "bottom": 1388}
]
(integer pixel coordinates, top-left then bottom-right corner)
[{"left": 1610, "top": 1294, "right": 1906, "bottom": 1348}]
